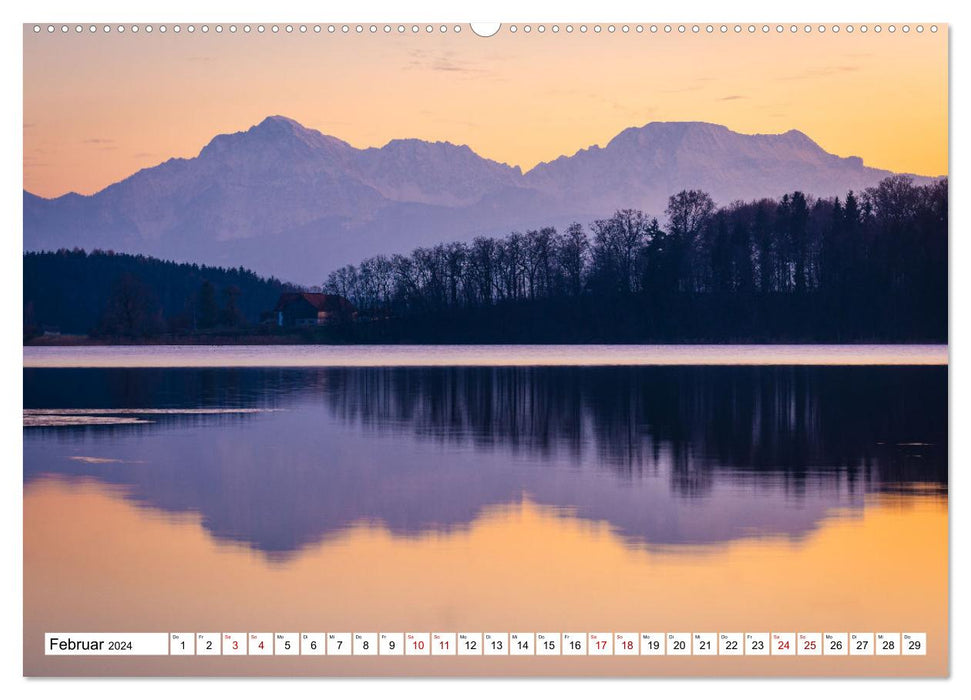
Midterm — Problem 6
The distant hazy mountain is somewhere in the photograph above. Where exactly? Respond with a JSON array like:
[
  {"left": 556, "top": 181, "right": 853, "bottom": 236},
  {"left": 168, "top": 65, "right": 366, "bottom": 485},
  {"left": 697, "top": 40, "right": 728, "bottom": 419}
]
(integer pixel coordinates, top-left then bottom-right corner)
[
  {"left": 23, "top": 115, "right": 935, "bottom": 284},
  {"left": 525, "top": 122, "right": 905, "bottom": 217}
]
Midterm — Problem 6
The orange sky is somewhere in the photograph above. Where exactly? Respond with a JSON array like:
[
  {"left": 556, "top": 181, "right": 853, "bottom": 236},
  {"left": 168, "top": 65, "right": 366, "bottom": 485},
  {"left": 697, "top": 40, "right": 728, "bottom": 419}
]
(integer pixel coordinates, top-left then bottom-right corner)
[{"left": 23, "top": 25, "right": 948, "bottom": 198}]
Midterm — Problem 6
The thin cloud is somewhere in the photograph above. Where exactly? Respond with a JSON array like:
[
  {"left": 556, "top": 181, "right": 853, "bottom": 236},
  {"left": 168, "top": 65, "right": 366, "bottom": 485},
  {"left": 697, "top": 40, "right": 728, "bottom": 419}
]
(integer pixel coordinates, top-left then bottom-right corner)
[
  {"left": 24, "top": 149, "right": 48, "bottom": 166},
  {"left": 657, "top": 76, "right": 718, "bottom": 95},
  {"left": 657, "top": 85, "right": 704, "bottom": 94},
  {"left": 417, "top": 110, "right": 481, "bottom": 129},
  {"left": 605, "top": 99, "right": 648, "bottom": 120},
  {"left": 784, "top": 65, "right": 861, "bottom": 80},
  {"left": 406, "top": 48, "right": 488, "bottom": 76},
  {"left": 718, "top": 95, "right": 748, "bottom": 101}
]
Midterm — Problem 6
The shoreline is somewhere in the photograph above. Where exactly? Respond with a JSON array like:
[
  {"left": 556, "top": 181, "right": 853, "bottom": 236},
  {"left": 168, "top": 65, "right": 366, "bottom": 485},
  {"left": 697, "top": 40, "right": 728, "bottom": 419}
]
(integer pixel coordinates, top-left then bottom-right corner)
[
  {"left": 24, "top": 335, "right": 950, "bottom": 348},
  {"left": 23, "top": 344, "right": 949, "bottom": 369}
]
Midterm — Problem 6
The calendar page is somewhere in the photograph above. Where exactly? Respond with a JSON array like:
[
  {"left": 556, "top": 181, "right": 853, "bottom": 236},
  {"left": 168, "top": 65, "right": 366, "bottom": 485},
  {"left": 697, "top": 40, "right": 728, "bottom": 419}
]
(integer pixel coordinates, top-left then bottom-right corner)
[{"left": 22, "top": 19, "right": 948, "bottom": 679}]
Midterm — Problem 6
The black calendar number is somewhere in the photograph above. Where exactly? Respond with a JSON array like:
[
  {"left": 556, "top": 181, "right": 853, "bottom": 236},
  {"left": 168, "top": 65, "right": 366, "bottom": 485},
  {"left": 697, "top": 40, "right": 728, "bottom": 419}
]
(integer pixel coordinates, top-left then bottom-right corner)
[
  {"left": 517, "top": 640, "right": 529, "bottom": 650},
  {"left": 882, "top": 640, "right": 894, "bottom": 651},
  {"left": 830, "top": 640, "right": 843, "bottom": 651},
  {"left": 465, "top": 640, "right": 476, "bottom": 650},
  {"left": 491, "top": 639, "right": 503, "bottom": 650},
  {"left": 856, "top": 640, "right": 868, "bottom": 650},
  {"left": 698, "top": 640, "right": 711, "bottom": 651},
  {"left": 569, "top": 640, "right": 582, "bottom": 651},
  {"left": 909, "top": 640, "right": 922, "bottom": 651},
  {"left": 543, "top": 639, "right": 556, "bottom": 651},
  {"left": 752, "top": 640, "right": 765, "bottom": 651},
  {"left": 388, "top": 640, "right": 396, "bottom": 650},
  {"left": 310, "top": 640, "right": 318, "bottom": 650},
  {"left": 673, "top": 640, "right": 686, "bottom": 651},
  {"left": 724, "top": 640, "right": 738, "bottom": 651}
]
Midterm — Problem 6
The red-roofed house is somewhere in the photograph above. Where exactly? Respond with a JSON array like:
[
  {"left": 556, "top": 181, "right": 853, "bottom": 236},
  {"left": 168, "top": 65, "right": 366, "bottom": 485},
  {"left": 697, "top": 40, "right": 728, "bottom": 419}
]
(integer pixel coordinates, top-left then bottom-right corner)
[{"left": 271, "top": 293, "right": 356, "bottom": 327}]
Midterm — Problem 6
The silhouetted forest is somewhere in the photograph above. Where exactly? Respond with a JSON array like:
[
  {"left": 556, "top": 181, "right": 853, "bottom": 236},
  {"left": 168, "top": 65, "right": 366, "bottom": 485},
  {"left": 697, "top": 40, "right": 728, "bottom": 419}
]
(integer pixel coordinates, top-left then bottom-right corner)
[
  {"left": 23, "top": 249, "right": 291, "bottom": 338},
  {"left": 23, "top": 175, "right": 946, "bottom": 343},
  {"left": 324, "top": 175, "right": 947, "bottom": 342}
]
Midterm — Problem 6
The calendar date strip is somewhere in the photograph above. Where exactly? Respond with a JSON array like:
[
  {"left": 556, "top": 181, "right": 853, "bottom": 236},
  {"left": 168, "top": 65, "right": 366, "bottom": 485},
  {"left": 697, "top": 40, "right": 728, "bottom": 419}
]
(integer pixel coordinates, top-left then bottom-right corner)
[{"left": 45, "top": 632, "right": 927, "bottom": 657}]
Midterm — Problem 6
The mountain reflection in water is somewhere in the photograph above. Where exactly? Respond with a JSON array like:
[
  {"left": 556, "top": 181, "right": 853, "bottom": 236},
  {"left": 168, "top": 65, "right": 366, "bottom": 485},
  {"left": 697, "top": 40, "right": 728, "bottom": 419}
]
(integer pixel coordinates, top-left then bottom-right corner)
[{"left": 24, "top": 366, "right": 946, "bottom": 557}]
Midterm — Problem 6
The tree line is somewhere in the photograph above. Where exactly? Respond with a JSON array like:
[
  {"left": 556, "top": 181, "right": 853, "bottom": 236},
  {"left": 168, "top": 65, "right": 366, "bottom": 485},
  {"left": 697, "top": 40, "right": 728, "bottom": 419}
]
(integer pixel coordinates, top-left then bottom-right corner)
[
  {"left": 24, "top": 249, "right": 291, "bottom": 338},
  {"left": 323, "top": 176, "right": 946, "bottom": 342},
  {"left": 23, "top": 175, "right": 947, "bottom": 343}
]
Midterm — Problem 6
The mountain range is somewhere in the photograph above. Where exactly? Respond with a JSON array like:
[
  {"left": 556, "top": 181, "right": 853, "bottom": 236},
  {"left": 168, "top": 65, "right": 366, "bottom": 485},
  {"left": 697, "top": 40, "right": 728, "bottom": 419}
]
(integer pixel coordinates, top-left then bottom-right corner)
[{"left": 23, "top": 115, "right": 937, "bottom": 284}]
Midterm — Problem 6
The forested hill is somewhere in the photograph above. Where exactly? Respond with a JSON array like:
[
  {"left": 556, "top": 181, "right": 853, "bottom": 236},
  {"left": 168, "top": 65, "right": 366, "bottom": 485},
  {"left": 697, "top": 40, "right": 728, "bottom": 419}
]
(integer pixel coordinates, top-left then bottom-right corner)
[
  {"left": 24, "top": 249, "right": 291, "bottom": 336},
  {"left": 24, "top": 175, "right": 947, "bottom": 344},
  {"left": 322, "top": 176, "right": 947, "bottom": 343}
]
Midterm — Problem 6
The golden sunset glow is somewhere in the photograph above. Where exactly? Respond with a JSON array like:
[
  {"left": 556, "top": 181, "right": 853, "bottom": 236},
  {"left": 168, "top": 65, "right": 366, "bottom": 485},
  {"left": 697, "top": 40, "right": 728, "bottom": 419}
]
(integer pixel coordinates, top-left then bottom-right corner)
[
  {"left": 23, "top": 25, "right": 947, "bottom": 198},
  {"left": 25, "top": 479, "right": 947, "bottom": 676}
]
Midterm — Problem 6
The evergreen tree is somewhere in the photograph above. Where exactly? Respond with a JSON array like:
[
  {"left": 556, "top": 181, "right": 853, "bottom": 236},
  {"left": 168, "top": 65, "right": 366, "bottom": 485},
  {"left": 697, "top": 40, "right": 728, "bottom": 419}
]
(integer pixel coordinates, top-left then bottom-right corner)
[
  {"left": 195, "top": 280, "right": 219, "bottom": 330},
  {"left": 97, "top": 273, "right": 163, "bottom": 338}
]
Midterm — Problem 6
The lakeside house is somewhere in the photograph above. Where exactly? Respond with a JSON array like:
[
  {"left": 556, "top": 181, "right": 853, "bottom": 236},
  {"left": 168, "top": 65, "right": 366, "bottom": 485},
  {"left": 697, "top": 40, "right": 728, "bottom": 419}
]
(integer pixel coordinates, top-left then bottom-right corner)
[{"left": 269, "top": 292, "right": 356, "bottom": 327}]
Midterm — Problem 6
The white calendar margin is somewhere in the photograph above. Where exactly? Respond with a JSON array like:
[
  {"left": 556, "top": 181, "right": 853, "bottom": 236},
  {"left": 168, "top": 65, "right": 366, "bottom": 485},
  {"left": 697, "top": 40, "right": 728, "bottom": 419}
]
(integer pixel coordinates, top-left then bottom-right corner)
[{"left": 3, "top": 0, "right": 963, "bottom": 700}]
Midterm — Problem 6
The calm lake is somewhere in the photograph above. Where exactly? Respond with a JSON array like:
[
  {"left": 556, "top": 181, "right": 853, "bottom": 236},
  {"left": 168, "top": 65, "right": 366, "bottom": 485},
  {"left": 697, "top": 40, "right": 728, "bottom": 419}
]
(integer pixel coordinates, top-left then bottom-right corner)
[{"left": 23, "top": 345, "right": 948, "bottom": 676}]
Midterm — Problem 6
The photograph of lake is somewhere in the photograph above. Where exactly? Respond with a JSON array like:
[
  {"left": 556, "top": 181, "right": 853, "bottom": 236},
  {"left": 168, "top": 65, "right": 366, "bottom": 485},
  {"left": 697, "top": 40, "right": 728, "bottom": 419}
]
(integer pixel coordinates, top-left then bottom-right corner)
[
  {"left": 21, "top": 18, "right": 948, "bottom": 681},
  {"left": 23, "top": 345, "right": 947, "bottom": 676}
]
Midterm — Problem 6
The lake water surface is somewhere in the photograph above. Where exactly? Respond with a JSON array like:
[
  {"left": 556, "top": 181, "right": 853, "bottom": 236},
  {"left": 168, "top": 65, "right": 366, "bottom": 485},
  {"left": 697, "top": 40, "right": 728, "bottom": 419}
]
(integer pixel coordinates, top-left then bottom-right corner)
[{"left": 23, "top": 346, "right": 948, "bottom": 676}]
